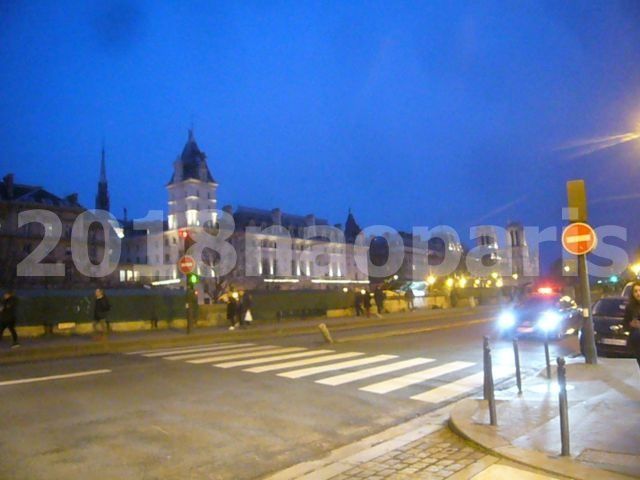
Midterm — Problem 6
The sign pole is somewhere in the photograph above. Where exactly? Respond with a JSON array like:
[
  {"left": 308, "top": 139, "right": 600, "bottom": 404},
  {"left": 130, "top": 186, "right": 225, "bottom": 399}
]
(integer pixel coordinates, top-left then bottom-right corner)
[
  {"left": 566, "top": 180, "right": 597, "bottom": 365},
  {"left": 578, "top": 253, "right": 597, "bottom": 364}
]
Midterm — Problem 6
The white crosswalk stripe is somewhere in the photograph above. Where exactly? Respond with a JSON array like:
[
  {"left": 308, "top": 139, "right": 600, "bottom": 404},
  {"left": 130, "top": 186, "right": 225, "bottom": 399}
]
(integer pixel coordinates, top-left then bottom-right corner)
[
  {"left": 244, "top": 352, "right": 365, "bottom": 373},
  {"left": 278, "top": 355, "right": 397, "bottom": 379},
  {"left": 166, "top": 345, "right": 275, "bottom": 361},
  {"left": 315, "top": 358, "right": 435, "bottom": 386},
  {"left": 142, "top": 343, "right": 255, "bottom": 358},
  {"left": 359, "top": 361, "right": 475, "bottom": 394},
  {"left": 127, "top": 342, "right": 509, "bottom": 406},
  {"left": 215, "top": 350, "right": 335, "bottom": 369},
  {"left": 187, "top": 347, "right": 306, "bottom": 364},
  {"left": 410, "top": 366, "right": 512, "bottom": 403}
]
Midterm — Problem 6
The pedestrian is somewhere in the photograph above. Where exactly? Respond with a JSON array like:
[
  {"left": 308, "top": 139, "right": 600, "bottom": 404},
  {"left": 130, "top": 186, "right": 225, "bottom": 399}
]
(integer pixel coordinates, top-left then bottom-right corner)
[
  {"left": 240, "top": 291, "right": 253, "bottom": 327},
  {"left": 405, "top": 288, "right": 415, "bottom": 311},
  {"left": 227, "top": 290, "right": 239, "bottom": 330},
  {"left": 623, "top": 280, "right": 640, "bottom": 369},
  {"left": 374, "top": 286, "right": 385, "bottom": 315},
  {"left": 93, "top": 288, "right": 110, "bottom": 340},
  {"left": 363, "top": 290, "right": 372, "bottom": 318},
  {"left": 0, "top": 290, "right": 20, "bottom": 348},
  {"left": 354, "top": 289, "right": 363, "bottom": 317}
]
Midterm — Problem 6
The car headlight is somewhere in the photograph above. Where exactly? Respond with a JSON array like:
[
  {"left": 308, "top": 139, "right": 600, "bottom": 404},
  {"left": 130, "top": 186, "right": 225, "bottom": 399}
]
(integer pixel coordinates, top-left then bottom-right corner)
[
  {"left": 498, "top": 311, "right": 516, "bottom": 329},
  {"left": 538, "top": 310, "right": 562, "bottom": 331}
]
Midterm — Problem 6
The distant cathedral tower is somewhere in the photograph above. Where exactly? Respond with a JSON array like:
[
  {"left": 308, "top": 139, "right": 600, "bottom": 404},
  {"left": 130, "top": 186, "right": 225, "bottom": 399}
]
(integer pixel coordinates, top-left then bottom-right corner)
[
  {"left": 167, "top": 129, "right": 218, "bottom": 230},
  {"left": 95, "top": 144, "right": 110, "bottom": 212}
]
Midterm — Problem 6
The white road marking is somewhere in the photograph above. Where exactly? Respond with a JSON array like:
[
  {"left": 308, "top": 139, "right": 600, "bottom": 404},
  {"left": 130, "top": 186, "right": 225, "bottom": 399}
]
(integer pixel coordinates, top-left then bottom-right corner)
[
  {"left": 360, "top": 361, "right": 475, "bottom": 394},
  {"left": 244, "top": 352, "right": 365, "bottom": 373},
  {"left": 215, "top": 350, "right": 335, "bottom": 368},
  {"left": 127, "top": 343, "right": 227, "bottom": 355},
  {"left": 566, "top": 234, "right": 592, "bottom": 243},
  {"left": 144, "top": 343, "right": 255, "bottom": 358},
  {"left": 188, "top": 347, "right": 307, "bottom": 364},
  {"left": 0, "top": 369, "right": 111, "bottom": 387},
  {"left": 315, "top": 358, "right": 435, "bottom": 386},
  {"left": 410, "top": 367, "right": 511, "bottom": 403},
  {"left": 166, "top": 345, "right": 274, "bottom": 361},
  {"left": 278, "top": 355, "right": 397, "bottom": 379}
]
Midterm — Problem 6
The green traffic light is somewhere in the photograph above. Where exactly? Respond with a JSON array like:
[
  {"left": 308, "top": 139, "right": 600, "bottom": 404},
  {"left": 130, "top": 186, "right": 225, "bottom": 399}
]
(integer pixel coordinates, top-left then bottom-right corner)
[
  {"left": 609, "top": 275, "right": 619, "bottom": 283},
  {"left": 188, "top": 273, "right": 199, "bottom": 284}
]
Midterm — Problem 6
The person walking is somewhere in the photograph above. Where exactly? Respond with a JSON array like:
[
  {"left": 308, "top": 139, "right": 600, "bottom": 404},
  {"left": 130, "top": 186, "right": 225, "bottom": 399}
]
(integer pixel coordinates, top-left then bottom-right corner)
[
  {"left": 374, "top": 286, "right": 385, "bottom": 315},
  {"left": 240, "top": 291, "right": 253, "bottom": 327},
  {"left": 93, "top": 288, "right": 110, "bottom": 340},
  {"left": 0, "top": 290, "right": 20, "bottom": 348},
  {"left": 354, "top": 289, "right": 363, "bottom": 317},
  {"left": 363, "top": 290, "right": 372, "bottom": 318},
  {"left": 405, "top": 288, "right": 415, "bottom": 311},
  {"left": 226, "top": 290, "right": 239, "bottom": 330},
  {"left": 623, "top": 281, "right": 640, "bottom": 368}
]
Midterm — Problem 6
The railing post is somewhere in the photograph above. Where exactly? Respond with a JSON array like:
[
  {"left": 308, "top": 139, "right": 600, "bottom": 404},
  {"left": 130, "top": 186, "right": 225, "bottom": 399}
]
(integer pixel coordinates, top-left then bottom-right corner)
[
  {"left": 483, "top": 336, "right": 497, "bottom": 426},
  {"left": 544, "top": 336, "right": 551, "bottom": 379},
  {"left": 557, "top": 356, "right": 570, "bottom": 456},
  {"left": 512, "top": 338, "right": 522, "bottom": 395}
]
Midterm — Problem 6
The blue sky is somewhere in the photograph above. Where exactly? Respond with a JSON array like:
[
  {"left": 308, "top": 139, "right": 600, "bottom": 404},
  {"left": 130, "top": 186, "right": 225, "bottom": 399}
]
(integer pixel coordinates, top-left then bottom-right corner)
[{"left": 1, "top": 1, "right": 640, "bottom": 268}]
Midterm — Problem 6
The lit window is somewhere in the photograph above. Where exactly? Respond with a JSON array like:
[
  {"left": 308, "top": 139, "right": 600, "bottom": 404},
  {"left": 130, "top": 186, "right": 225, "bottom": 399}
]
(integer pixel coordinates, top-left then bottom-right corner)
[{"left": 186, "top": 210, "right": 198, "bottom": 226}]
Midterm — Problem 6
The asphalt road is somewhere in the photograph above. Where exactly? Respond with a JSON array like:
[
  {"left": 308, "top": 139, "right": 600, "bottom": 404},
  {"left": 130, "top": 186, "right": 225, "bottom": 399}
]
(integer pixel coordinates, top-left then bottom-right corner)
[{"left": 0, "top": 310, "right": 580, "bottom": 480}]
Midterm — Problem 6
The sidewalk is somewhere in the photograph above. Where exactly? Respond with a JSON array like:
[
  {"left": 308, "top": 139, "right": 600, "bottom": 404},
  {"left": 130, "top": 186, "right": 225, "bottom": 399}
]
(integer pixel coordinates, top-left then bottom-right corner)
[
  {"left": 450, "top": 356, "right": 640, "bottom": 479},
  {"left": 0, "top": 306, "right": 494, "bottom": 365}
]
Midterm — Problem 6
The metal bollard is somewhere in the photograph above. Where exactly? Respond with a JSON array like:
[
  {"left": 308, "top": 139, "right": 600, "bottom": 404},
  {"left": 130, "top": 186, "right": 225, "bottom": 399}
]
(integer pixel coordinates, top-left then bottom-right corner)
[
  {"left": 318, "top": 323, "right": 334, "bottom": 344},
  {"left": 483, "top": 336, "right": 498, "bottom": 426},
  {"left": 557, "top": 356, "right": 570, "bottom": 456},
  {"left": 544, "top": 337, "right": 551, "bottom": 379},
  {"left": 512, "top": 338, "right": 522, "bottom": 395}
]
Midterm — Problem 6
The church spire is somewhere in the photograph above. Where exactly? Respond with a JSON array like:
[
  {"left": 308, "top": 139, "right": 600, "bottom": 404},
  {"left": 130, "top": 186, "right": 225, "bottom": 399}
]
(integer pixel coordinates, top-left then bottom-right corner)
[
  {"left": 100, "top": 142, "right": 107, "bottom": 183},
  {"left": 95, "top": 142, "right": 110, "bottom": 212}
]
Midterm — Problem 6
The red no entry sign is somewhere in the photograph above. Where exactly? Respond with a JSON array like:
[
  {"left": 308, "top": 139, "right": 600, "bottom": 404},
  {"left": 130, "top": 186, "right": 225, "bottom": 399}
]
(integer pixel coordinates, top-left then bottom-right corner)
[
  {"left": 562, "top": 222, "right": 597, "bottom": 255},
  {"left": 178, "top": 255, "right": 196, "bottom": 274}
]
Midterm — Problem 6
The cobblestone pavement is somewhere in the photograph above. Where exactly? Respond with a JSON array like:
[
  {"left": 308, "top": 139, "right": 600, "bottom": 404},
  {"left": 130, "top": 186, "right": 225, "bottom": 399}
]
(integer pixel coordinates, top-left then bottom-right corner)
[{"left": 326, "top": 428, "right": 487, "bottom": 480}]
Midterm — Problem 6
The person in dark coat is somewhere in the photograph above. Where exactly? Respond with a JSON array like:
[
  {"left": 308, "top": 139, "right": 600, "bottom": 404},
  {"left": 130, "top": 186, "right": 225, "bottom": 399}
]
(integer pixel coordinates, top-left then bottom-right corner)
[
  {"left": 93, "top": 289, "right": 110, "bottom": 340},
  {"left": 363, "top": 290, "right": 372, "bottom": 318},
  {"left": 227, "top": 291, "right": 239, "bottom": 330},
  {"left": 374, "top": 286, "right": 385, "bottom": 315},
  {"left": 405, "top": 288, "right": 415, "bottom": 311},
  {"left": 623, "top": 281, "right": 640, "bottom": 369},
  {"left": 239, "top": 291, "right": 253, "bottom": 327},
  {"left": 0, "top": 291, "right": 20, "bottom": 347},
  {"left": 354, "top": 289, "right": 363, "bottom": 316}
]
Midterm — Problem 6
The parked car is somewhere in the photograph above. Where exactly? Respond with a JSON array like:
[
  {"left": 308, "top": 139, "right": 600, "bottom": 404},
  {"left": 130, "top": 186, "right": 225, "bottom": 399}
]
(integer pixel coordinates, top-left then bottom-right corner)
[
  {"left": 584, "top": 296, "right": 632, "bottom": 356},
  {"left": 497, "top": 292, "right": 582, "bottom": 340}
]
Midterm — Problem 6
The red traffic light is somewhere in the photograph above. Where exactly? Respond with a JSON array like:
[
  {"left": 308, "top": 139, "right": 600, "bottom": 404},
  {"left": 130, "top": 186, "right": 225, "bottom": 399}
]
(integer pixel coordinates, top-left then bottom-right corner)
[{"left": 179, "top": 229, "right": 190, "bottom": 239}]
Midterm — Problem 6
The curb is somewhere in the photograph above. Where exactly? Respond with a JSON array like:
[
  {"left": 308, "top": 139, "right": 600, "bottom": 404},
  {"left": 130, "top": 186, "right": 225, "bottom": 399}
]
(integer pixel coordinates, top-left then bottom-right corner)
[{"left": 448, "top": 399, "right": 636, "bottom": 480}]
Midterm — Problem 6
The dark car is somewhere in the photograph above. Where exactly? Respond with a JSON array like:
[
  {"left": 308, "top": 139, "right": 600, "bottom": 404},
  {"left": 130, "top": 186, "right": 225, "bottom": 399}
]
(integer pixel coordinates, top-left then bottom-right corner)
[
  {"left": 497, "top": 293, "right": 582, "bottom": 340},
  {"left": 586, "top": 296, "right": 632, "bottom": 356}
]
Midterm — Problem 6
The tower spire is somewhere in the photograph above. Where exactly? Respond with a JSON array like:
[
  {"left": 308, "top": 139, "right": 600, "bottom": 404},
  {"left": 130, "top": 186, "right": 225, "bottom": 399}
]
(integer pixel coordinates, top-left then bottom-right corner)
[{"left": 95, "top": 142, "right": 110, "bottom": 212}]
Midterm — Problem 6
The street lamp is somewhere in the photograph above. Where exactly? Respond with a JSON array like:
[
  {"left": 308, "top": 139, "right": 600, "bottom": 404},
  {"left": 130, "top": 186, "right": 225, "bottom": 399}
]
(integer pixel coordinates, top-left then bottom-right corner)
[
  {"left": 630, "top": 263, "right": 640, "bottom": 277},
  {"left": 445, "top": 278, "right": 454, "bottom": 288},
  {"left": 426, "top": 275, "right": 436, "bottom": 285}
]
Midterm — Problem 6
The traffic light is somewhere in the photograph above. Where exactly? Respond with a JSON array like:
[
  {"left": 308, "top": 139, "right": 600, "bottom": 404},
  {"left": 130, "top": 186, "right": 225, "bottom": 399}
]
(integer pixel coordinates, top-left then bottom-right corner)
[
  {"left": 179, "top": 229, "right": 195, "bottom": 253},
  {"left": 186, "top": 272, "right": 199, "bottom": 289},
  {"left": 609, "top": 275, "right": 619, "bottom": 284}
]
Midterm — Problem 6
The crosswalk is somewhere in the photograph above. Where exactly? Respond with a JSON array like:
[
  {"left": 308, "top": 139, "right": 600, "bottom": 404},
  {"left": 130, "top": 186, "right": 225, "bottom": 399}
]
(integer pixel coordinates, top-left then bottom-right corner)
[{"left": 127, "top": 342, "right": 512, "bottom": 405}]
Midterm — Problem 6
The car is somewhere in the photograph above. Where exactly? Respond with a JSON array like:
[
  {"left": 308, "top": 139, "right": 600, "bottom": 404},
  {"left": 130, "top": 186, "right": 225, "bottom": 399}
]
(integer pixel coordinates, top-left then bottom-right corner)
[
  {"left": 497, "top": 292, "right": 582, "bottom": 340},
  {"left": 586, "top": 296, "right": 632, "bottom": 356}
]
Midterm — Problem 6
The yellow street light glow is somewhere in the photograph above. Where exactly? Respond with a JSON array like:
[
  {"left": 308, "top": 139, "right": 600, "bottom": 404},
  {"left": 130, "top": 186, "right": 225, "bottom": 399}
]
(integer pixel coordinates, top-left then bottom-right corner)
[
  {"left": 342, "top": 287, "right": 348, "bottom": 293},
  {"left": 512, "top": 273, "right": 519, "bottom": 280},
  {"left": 474, "top": 279, "right": 481, "bottom": 287},
  {"left": 491, "top": 272, "right": 498, "bottom": 280},
  {"left": 393, "top": 275, "right": 399, "bottom": 280},
  {"left": 631, "top": 263, "right": 640, "bottom": 276},
  {"left": 445, "top": 278, "right": 454, "bottom": 288},
  {"left": 496, "top": 279, "right": 504, "bottom": 288},
  {"left": 426, "top": 275, "right": 436, "bottom": 285},
  {"left": 563, "top": 265, "right": 571, "bottom": 272},
  {"left": 360, "top": 289, "right": 366, "bottom": 295},
  {"left": 486, "top": 280, "right": 492, "bottom": 287},
  {"left": 458, "top": 278, "right": 468, "bottom": 288}
]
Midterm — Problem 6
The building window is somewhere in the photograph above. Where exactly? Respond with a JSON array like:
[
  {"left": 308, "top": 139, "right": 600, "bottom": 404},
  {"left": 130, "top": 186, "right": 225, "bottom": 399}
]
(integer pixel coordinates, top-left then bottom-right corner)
[
  {"left": 168, "top": 214, "right": 176, "bottom": 230},
  {"left": 119, "top": 270, "right": 126, "bottom": 282},
  {"left": 186, "top": 209, "right": 198, "bottom": 226}
]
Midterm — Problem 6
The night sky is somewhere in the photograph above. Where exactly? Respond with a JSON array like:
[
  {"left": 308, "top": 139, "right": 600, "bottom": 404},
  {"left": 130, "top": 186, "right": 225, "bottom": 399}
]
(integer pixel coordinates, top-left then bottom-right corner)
[{"left": 2, "top": 1, "right": 640, "bottom": 270}]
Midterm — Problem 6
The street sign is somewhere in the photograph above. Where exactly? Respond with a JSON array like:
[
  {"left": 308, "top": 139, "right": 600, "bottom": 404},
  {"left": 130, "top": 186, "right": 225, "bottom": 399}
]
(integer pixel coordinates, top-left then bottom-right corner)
[
  {"left": 562, "top": 222, "right": 597, "bottom": 255},
  {"left": 178, "top": 255, "right": 196, "bottom": 275}
]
